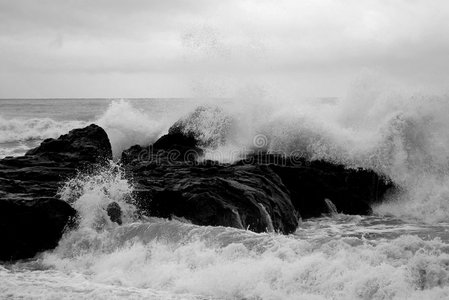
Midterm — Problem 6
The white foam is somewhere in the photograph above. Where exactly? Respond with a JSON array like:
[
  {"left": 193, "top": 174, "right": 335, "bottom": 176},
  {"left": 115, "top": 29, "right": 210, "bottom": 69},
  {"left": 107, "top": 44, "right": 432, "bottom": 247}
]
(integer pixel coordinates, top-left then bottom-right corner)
[
  {"left": 96, "top": 100, "right": 169, "bottom": 158},
  {"left": 58, "top": 161, "right": 136, "bottom": 231},
  {"left": 31, "top": 219, "right": 449, "bottom": 300}
]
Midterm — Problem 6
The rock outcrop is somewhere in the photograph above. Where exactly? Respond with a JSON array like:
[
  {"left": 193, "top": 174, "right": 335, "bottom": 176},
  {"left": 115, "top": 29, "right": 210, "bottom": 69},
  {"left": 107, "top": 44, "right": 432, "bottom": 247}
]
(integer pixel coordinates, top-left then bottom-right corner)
[
  {"left": 122, "top": 128, "right": 393, "bottom": 234},
  {"left": 0, "top": 124, "right": 112, "bottom": 261}
]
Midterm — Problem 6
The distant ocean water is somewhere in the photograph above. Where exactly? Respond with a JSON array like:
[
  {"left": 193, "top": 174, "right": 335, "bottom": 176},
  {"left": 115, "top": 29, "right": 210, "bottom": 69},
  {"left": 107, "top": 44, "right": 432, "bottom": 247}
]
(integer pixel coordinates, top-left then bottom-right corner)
[
  {"left": 0, "top": 98, "right": 202, "bottom": 158},
  {"left": 2, "top": 97, "right": 449, "bottom": 299}
]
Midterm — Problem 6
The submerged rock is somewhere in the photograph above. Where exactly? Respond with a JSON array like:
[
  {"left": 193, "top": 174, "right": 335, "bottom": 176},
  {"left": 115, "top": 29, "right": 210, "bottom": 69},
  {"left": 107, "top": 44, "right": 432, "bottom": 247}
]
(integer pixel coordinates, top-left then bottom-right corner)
[
  {"left": 107, "top": 201, "right": 122, "bottom": 225},
  {"left": 0, "top": 124, "right": 112, "bottom": 261}
]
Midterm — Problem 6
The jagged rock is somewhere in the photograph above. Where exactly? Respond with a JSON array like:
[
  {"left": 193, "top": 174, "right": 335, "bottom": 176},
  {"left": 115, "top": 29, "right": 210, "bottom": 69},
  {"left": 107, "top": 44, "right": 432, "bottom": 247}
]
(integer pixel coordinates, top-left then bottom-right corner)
[{"left": 0, "top": 124, "right": 112, "bottom": 260}]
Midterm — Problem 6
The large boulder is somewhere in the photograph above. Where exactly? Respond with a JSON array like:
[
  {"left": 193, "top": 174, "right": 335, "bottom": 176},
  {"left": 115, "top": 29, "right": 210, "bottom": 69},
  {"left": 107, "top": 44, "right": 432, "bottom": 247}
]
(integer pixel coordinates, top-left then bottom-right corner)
[{"left": 0, "top": 124, "right": 112, "bottom": 260}]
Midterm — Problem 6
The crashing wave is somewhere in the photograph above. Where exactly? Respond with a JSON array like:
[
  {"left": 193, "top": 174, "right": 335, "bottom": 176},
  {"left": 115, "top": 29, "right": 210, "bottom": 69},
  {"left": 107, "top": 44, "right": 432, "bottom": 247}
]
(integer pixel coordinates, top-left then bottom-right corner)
[{"left": 96, "top": 100, "right": 170, "bottom": 158}]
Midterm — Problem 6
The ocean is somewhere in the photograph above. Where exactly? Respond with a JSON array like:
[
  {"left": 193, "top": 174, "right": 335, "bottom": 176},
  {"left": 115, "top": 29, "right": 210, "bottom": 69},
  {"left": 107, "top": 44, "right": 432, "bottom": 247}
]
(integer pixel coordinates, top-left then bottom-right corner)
[{"left": 2, "top": 97, "right": 449, "bottom": 299}]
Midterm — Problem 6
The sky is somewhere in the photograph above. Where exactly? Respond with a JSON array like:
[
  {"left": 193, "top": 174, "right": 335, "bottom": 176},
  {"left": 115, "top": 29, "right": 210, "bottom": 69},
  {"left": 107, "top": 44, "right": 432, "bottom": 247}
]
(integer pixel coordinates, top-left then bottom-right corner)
[{"left": 1, "top": 0, "right": 449, "bottom": 98}]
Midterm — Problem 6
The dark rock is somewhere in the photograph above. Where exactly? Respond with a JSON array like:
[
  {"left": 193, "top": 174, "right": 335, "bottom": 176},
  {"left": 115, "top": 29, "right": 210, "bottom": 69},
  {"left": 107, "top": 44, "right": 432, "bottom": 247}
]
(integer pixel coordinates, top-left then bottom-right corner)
[
  {"left": 269, "top": 161, "right": 391, "bottom": 218},
  {"left": 121, "top": 144, "right": 149, "bottom": 165},
  {"left": 26, "top": 124, "right": 112, "bottom": 163},
  {"left": 153, "top": 121, "right": 203, "bottom": 161},
  {"left": 0, "top": 198, "right": 76, "bottom": 261},
  {"left": 0, "top": 124, "right": 112, "bottom": 260},
  {"left": 131, "top": 163, "right": 298, "bottom": 234},
  {"left": 155, "top": 127, "right": 198, "bottom": 151},
  {"left": 106, "top": 202, "right": 122, "bottom": 225},
  {"left": 121, "top": 125, "right": 203, "bottom": 165},
  {"left": 0, "top": 124, "right": 112, "bottom": 200}
]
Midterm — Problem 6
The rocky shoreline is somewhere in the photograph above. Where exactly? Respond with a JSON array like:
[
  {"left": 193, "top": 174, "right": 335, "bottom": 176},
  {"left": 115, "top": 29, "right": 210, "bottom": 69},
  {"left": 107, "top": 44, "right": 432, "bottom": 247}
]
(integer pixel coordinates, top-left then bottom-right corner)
[{"left": 0, "top": 122, "right": 393, "bottom": 261}]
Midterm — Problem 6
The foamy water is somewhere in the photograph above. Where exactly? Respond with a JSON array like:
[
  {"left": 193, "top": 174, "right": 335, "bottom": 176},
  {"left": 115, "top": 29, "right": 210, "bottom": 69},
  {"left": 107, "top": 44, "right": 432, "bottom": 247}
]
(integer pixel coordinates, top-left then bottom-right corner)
[
  {"left": 2, "top": 89, "right": 449, "bottom": 299},
  {"left": 4, "top": 178, "right": 449, "bottom": 300}
]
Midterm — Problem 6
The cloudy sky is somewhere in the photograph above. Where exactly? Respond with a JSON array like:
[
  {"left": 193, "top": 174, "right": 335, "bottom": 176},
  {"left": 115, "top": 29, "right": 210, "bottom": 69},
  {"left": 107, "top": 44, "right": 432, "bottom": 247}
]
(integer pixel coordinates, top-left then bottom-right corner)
[{"left": 1, "top": 0, "right": 449, "bottom": 98}]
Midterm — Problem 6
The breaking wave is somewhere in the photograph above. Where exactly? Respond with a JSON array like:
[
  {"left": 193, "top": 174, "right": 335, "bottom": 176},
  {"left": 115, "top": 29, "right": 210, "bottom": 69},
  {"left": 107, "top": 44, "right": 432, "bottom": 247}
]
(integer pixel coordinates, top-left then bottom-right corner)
[
  {"left": 96, "top": 100, "right": 170, "bottom": 158},
  {"left": 170, "top": 81, "right": 449, "bottom": 223}
]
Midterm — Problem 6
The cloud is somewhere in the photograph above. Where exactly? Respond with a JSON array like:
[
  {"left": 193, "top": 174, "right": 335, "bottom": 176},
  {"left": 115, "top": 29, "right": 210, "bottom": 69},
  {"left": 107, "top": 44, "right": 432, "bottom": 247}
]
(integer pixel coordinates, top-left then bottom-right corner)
[{"left": 0, "top": 0, "right": 448, "bottom": 97}]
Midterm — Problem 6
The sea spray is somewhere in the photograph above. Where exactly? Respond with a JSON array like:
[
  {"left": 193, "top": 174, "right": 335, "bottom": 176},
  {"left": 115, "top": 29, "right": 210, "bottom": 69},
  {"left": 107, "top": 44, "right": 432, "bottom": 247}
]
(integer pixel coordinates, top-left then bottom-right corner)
[
  {"left": 172, "top": 105, "right": 233, "bottom": 149},
  {"left": 96, "top": 100, "right": 169, "bottom": 158},
  {"left": 58, "top": 161, "right": 136, "bottom": 231}
]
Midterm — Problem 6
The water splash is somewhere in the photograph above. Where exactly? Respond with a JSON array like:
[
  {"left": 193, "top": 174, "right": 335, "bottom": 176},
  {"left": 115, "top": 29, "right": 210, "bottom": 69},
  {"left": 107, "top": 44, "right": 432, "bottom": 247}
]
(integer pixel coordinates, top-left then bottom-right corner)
[
  {"left": 58, "top": 161, "right": 136, "bottom": 231},
  {"left": 96, "top": 100, "right": 168, "bottom": 157}
]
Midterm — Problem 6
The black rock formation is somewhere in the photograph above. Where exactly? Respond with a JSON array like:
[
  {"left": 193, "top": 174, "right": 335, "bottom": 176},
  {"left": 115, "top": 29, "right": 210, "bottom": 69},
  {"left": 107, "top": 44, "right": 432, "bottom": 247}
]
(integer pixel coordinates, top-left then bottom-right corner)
[{"left": 122, "top": 127, "right": 393, "bottom": 234}]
